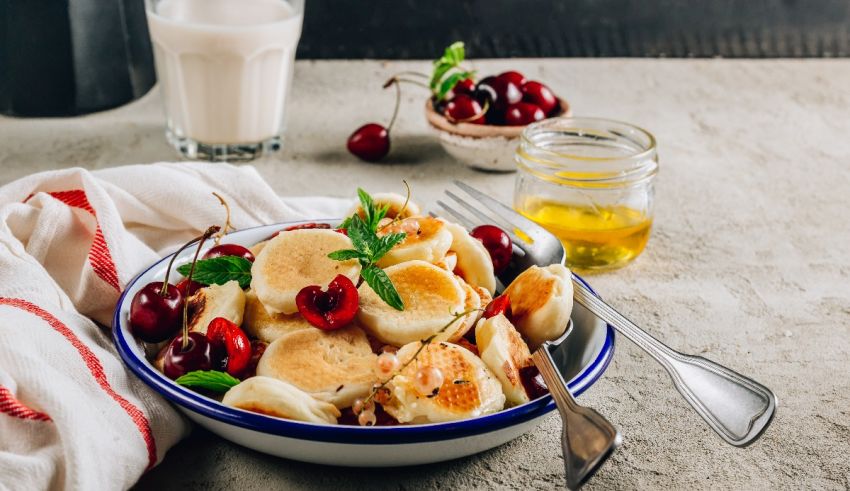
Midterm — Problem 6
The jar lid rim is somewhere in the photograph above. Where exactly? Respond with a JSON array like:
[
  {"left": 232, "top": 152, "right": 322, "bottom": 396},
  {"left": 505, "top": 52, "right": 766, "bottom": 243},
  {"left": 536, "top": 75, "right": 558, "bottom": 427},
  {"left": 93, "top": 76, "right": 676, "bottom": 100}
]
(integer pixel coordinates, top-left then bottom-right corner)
[{"left": 520, "top": 117, "right": 657, "bottom": 163}]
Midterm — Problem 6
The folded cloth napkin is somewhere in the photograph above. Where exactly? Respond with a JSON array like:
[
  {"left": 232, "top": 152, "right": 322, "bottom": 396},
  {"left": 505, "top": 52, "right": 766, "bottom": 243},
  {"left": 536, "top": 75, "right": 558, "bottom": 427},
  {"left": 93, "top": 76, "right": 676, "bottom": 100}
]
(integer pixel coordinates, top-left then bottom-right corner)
[{"left": 0, "top": 162, "right": 349, "bottom": 490}]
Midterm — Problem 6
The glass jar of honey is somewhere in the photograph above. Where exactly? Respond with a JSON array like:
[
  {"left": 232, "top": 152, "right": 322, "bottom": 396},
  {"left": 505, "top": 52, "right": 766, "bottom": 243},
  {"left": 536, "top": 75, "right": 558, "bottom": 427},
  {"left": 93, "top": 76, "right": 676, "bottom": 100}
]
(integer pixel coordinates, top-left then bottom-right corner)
[{"left": 514, "top": 117, "right": 658, "bottom": 271}]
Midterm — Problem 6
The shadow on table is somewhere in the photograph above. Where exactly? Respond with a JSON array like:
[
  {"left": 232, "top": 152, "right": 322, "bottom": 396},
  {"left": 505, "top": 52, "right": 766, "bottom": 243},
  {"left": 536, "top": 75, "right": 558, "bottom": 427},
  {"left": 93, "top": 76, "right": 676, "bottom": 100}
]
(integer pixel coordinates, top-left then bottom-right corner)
[
  {"left": 307, "top": 134, "right": 447, "bottom": 167},
  {"left": 134, "top": 426, "right": 520, "bottom": 490}
]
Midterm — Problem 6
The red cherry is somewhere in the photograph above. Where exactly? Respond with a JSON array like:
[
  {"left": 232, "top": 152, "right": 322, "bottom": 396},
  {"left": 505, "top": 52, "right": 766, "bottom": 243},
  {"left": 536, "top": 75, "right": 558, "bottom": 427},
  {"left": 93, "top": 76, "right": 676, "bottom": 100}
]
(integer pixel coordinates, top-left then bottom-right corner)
[
  {"left": 206, "top": 317, "right": 252, "bottom": 377},
  {"left": 483, "top": 295, "right": 512, "bottom": 320},
  {"left": 498, "top": 70, "right": 527, "bottom": 87},
  {"left": 242, "top": 340, "right": 268, "bottom": 379},
  {"left": 504, "top": 102, "right": 546, "bottom": 126},
  {"left": 130, "top": 282, "right": 183, "bottom": 343},
  {"left": 521, "top": 81, "right": 558, "bottom": 115},
  {"left": 453, "top": 78, "right": 476, "bottom": 96},
  {"left": 283, "top": 222, "right": 331, "bottom": 232},
  {"left": 347, "top": 123, "right": 390, "bottom": 162},
  {"left": 476, "top": 76, "right": 522, "bottom": 113},
  {"left": 470, "top": 225, "right": 513, "bottom": 274},
  {"left": 519, "top": 365, "right": 549, "bottom": 400},
  {"left": 175, "top": 278, "right": 203, "bottom": 298},
  {"left": 295, "top": 274, "right": 359, "bottom": 330},
  {"left": 163, "top": 332, "right": 222, "bottom": 380},
  {"left": 203, "top": 244, "right": 255, "bottom": 262},
  {"left": 444, "top": 94, "right": 486, "bottom": 124}
]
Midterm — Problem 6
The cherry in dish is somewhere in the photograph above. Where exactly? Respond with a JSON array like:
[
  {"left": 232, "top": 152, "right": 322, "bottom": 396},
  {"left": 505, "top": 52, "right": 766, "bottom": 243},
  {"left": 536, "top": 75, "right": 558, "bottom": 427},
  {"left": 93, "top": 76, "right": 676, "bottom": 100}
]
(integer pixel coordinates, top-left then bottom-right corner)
[
  {"left": 470, "top": 224, "right": 513, "bottom": 274},
  {"left": 504, "top": 102, "right": 546, "bottom": 126},
  {"left": 203, "top": 244, "right": 255, "bottom": 262},
  {"left": 163, "top": 332, "right": 222, "bottom": 380},
  {"left": 129, "top": 281, "right": 183, "bottom": 343},
  {"left": 444, "top": 94, "right": 486, "bottom": 124},
  {"left": 295, "top": 274, "right": 359, "bottom": 330}
]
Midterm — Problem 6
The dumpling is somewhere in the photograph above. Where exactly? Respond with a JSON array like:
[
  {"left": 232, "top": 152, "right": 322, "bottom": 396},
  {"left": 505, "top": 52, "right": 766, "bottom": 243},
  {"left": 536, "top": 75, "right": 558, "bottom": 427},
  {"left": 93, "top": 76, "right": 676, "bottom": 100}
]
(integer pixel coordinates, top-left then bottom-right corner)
[{"left": 222, "top": 376, "right": 341, "bottom": 424}]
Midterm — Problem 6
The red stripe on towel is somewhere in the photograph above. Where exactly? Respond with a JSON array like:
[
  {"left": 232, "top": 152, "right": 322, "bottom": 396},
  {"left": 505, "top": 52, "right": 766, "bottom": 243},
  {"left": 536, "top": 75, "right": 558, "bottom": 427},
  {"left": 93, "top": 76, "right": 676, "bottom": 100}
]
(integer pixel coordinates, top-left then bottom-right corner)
[
  {"left": 0, "top": 385, "right": 52, "bottom": 422},
  {"left": 0, "top": 298, "right": 157, "bottom": 469},
  {"left": 43, "top": 190, "right": 121, "bottom": 291}
]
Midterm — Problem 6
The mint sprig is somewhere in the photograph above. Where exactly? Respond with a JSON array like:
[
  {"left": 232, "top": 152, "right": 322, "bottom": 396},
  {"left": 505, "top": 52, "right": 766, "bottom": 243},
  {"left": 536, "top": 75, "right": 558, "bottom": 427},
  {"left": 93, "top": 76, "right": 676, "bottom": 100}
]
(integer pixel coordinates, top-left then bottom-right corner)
[
  {"left": 176, "top": 256, "right": 252, "bottom": 289},
  {"left": 175, "top": 370, "right": 240, "bottom": 393},
  {"left": 430, "top": 41, "right": 475, "bottom": 102},
  {"left": 330, "top": 189, "right": 406, "bottom": 311}
]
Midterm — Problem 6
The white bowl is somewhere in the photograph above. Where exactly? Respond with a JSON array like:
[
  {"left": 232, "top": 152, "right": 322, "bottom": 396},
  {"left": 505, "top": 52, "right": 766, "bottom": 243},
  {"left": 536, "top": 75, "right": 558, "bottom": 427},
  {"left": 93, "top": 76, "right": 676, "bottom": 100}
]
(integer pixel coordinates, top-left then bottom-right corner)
[
  {"left": 425, "top": 99, "right": 572, "bottom": 172},
  {"left": 112, "top": 219, "right": 614, "bottom": 467}
]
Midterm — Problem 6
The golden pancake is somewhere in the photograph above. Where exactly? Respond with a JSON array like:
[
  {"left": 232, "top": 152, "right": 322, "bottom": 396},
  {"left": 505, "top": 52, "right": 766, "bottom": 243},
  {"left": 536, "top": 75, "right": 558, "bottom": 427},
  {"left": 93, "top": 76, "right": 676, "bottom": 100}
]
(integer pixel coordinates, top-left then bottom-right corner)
[
  {"left": 376, "top": 216, "right": 453, "bottom": 268},
  {"left": 242, "top": 290, "right": 311, "bottom": 343},
  {"left": 187, "top": 280, "right": 246, "bottom": 334}
]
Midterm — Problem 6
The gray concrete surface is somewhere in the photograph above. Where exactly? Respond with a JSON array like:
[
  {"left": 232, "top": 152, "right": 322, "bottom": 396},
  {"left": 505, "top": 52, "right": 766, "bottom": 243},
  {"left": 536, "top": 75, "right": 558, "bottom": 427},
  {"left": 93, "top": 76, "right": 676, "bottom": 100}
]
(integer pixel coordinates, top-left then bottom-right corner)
[{"left": 1, "top": 59, "right": 849, "bottom": 490}]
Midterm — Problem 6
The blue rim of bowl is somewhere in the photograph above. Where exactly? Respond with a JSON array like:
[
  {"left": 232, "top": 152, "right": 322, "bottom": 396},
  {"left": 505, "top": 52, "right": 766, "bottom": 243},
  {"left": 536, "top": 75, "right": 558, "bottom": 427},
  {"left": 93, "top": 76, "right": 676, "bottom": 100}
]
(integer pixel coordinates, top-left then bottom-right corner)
[{"left": 112, "top": 220, "right": 616, "bottom": 445}]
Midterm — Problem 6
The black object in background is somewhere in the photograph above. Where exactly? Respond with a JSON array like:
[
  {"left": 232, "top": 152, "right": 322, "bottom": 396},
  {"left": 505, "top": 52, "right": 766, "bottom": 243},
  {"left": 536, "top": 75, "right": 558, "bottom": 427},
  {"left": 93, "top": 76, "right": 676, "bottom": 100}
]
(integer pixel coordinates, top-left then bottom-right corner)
[
  {"left": 0, "top": 0, "right": 155, "bottom": 117},
  {"left": 297, "top": 0, "right": 850, "bottom": 58}
]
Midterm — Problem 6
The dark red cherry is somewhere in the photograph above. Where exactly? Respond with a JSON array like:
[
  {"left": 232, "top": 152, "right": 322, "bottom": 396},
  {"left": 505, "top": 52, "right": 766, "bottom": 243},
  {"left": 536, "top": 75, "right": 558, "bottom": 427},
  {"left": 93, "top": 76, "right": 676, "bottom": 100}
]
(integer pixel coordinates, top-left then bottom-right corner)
[
  {"left": 295, "top": 274, "right": 359, "bottom": 330},
  {"left": 483, "top": 295, "right": 512, "bottom": 320},
  {"left": 130, "top": 282, "right": 183, "bottom": 343},
  {"left": 476, "top": 76, "right": 522, "bottom": 113},
  {"left": 242, "top": 340, "right": 268, "bottom": 379},
  {"left": 470, "top": 225, "right": 513, "bottom": 274},
  {"left": 206, "top": 317, "right": 252, "bottom": 377},
  {"left": 498, "top": 70, "right": 527, "bottom": 87},
  {"left": 519, "top": 365, "right": 549, "bottom": 400},
  {"left": 453, "top": 78, "right": 476, "bottom": 96},
  {"left": 347, "top": 123, "right": 390, "bottom": 162},
  {"left": 163, "top": 332, "right": 222, "bottom": 380},
  {"left": 443, "top": 94, "right": 485, "bottom": 124},
  {"left": 203, "top": 243, "right": 255, "bottom": 262},
  {"left": 521, "top": 81, "right": 558, "bottom": 115},
  {"left": 504, "top": 102, "right": 546, "bottom": 126}
]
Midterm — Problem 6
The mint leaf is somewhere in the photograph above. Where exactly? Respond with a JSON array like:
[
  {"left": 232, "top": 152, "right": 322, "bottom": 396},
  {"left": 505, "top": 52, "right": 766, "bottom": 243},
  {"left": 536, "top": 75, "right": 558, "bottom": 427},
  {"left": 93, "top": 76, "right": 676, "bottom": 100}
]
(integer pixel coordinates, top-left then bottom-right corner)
[
  {"left": 175, "top": 370, "right": 240, "bottom": 393},
  {"left": 327, "top": 249, "right": 366, "bottom": 261},
  {"left": 361, "top": 265, "right": 404, "bottom": 311},
  {"left": 176, "top": 256, "right": 252, "bottom": 289},
  {"left": 441, "top": 41, "right": 465, "bottom": 65},
  {"left": 345, "top": 215, "right": 374, "bottom": 257},
  {"left": 372, "top": 232, "right": 406, "bottom": 260},
  {"left": 430, "top": 61, "right": 454, "bottom": 89}
]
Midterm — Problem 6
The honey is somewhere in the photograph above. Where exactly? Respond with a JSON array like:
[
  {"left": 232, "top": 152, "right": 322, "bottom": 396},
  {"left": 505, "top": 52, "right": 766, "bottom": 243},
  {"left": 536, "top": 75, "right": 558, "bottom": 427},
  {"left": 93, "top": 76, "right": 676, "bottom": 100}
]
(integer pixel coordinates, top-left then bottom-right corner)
[
  {"left": 513, "top": 118, "right": 658, "bottom": 271},
  {"left": 518, "top": 199, "right": 652, "bottom": 271}
]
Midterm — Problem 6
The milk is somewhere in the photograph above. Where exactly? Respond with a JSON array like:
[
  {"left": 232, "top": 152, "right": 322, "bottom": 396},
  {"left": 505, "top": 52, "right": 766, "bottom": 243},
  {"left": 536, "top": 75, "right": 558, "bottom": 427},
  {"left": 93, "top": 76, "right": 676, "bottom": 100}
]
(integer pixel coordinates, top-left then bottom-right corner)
[{"left": 146, "top": 0, "right": 302, "bottom": 145}]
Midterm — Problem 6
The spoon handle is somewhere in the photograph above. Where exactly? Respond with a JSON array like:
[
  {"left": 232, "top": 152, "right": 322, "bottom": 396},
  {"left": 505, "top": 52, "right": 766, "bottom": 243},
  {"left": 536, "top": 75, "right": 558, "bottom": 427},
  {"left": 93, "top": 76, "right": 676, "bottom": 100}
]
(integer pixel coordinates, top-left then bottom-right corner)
[
  {"left": 533, "top": 346, "right": 619, "bottom": 489},
  {"left": 572, "top": 277, "right": 777, "bottom": 447}
]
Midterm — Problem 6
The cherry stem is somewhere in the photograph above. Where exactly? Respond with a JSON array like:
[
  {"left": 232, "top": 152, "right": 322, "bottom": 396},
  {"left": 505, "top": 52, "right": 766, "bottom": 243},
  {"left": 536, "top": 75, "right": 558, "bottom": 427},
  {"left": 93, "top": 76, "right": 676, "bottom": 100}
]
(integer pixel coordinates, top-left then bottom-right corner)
[
  {"left": 378, "top": 180, "right": 411, "bottom": 233},
  {"left": 181, "top": 225, "right": 220, "bottom": 351},
  {"left": 386, "top": 78, "right": 402, "bottom": 132},
  {"left": 363, "top": 308, "right": 481, "bottom": 405},
  {"left": 159, "top": 225, "right": 222, "bottom": 297},
  {"left": 392, "top": 70, "right": 428, "bottom": 79},
  {"left": 212, "top": 192, "right": 233, "bottom": 246},
  {"left": 383, "top": 76, "right": 429, "bottom": 91}
]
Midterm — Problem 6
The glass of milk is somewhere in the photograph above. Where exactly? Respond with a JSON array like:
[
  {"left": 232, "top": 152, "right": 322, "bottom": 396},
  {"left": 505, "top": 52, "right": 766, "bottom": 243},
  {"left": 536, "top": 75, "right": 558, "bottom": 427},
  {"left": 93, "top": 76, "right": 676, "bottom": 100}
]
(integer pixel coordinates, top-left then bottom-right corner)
[{"left": 145, "top": 0, "right": 303, "bottom": 161}]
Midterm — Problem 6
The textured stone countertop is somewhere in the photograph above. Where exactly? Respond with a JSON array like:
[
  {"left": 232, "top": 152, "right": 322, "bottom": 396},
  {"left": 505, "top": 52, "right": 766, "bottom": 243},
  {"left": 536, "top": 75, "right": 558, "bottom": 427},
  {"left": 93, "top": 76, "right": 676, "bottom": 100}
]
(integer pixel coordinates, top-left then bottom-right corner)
[{"left": 2, "top": 59, "right": 849, "bottom": 490}]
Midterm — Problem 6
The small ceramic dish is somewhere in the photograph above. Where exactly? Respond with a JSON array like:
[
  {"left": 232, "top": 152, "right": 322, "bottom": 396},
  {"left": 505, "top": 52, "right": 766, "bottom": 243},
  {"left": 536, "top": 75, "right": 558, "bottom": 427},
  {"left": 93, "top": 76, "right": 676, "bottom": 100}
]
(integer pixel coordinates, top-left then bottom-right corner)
[
  {"left": 112, "top": 219, "right": 614, "bottom": 467},
  {"left": 425, "top": 99, "right": 572, "bottom": 172}
]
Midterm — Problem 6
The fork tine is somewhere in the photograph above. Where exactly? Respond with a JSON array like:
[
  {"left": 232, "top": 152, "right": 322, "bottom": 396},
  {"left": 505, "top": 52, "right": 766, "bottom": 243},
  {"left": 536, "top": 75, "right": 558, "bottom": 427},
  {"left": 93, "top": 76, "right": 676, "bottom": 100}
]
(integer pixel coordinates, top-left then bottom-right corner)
[
  {"left": 453, "top": 181, "right": 553, "bottom": 243},
  {"left": 435, "top": 200, "right": 477, "bottom": 229},
  {"left": 444, "top": 190, "right": 528, "bottom": 247}
]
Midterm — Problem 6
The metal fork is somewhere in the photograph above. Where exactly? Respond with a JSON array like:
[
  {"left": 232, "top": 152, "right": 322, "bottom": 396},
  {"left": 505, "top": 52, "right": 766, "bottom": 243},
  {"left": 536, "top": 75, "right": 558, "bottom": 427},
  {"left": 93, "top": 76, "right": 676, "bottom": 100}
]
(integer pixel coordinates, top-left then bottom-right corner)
[{"left": 440, "top": 181, "right": 777, "bottom": 449}]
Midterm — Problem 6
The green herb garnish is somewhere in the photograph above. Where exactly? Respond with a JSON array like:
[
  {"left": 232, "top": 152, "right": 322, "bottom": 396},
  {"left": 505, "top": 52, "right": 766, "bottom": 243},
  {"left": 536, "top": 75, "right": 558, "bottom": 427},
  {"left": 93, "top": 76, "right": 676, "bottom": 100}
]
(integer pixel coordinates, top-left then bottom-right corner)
[
  {"left": 329, "top": 189, "right": 406, "bottom": 311},
  {"left": 175, "top": 370, "right": 240, "bottom": 393},
  {"left": 176, "top": 256, "right": 252, "bottom": 289},
  {"left": 430, "top": 42, "right": 475, "bottom": 102}
]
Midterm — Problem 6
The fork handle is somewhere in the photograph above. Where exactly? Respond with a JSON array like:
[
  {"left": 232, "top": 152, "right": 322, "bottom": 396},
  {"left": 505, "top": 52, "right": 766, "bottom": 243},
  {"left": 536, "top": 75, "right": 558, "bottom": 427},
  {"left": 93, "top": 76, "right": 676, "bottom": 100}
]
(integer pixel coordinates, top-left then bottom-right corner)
[
  {"left": 533, "top": 347, "right": 619, "bottom": 489},
  {"left": 572, "top": 277, "right": 777, "bottom": 447}
]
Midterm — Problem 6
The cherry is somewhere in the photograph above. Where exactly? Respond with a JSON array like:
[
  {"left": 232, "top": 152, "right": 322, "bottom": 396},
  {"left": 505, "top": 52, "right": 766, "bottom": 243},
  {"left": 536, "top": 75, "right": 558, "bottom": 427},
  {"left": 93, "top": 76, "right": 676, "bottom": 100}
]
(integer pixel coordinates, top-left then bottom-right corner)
[
  {"left": 206, "top": 317, "right": 252, "bottom": 377},
  {"left": 242, "top": 340, "right": 268, "bottom": 379},
  {"left": 476, "top": 76, "right": 522, "bottom": 112},
  {"left": 498, "top": 70, "right": 527, "bottom": 87},
  {"left": 483, "top": 295, "right": 512, "bottom": 320},
  {"left": 203, "top": 243, "right": 255, "bottom": 262},
  {"left": 504, "top": 102, "right": 546, "bottom": 126},
  {"left": 443, "top": 94, "right": 485, "bottom": 124},
  {"left": 470, "top": 225, "right": 513, "bottom": 274},
  {"left": 452, "top": 78, "right": 476, "bottom": 96},
  {"left": 521, "top": 81, "right": 558, "bottom": 115},
  {"left": 347, "top": 123, "right": 390, "bottom": 162},
  {"left": 295, "top": 274, "right": 359, "bottom": 330},
  {"left": 283, "top": 222, "right": 331, "bottom": 232},
  {"left": 175, "top": 278, "right": 203, "bottom": 298},
  {"left": 519, "top": 365, "right": 549, "bottom": 400},
  {"left": 163, "top": 332, "right": 222, "bottom": 380},
  {"left": 130, "top": 282, "right": 183, "bottom": 343}
]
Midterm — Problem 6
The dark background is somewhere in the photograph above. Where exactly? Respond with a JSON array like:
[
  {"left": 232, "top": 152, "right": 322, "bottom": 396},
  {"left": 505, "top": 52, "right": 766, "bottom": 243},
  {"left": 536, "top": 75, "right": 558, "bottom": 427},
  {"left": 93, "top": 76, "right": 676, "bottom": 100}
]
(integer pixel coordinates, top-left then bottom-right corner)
[
  {"left": 3, "top": 0, "right": 849, "bottom": 116},
  {"left": 298, "top": 0, "right": 850, "bottom": 58}
]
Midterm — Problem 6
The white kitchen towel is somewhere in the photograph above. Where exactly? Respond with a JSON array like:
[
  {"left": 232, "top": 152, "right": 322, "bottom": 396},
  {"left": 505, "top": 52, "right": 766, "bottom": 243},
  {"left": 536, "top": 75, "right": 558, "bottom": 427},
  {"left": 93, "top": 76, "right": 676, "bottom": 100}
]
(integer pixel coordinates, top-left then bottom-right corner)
[{"left": 0, "top": 162, "right": 350, "bottom": 491}]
